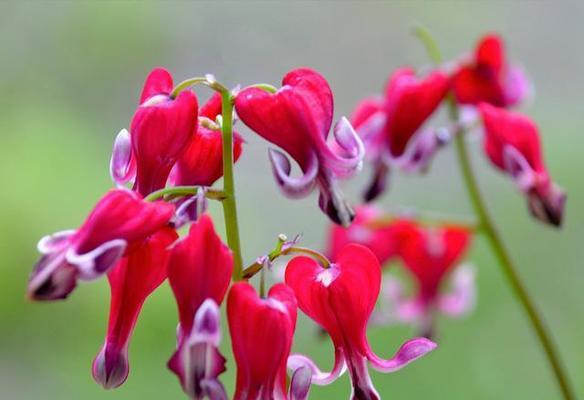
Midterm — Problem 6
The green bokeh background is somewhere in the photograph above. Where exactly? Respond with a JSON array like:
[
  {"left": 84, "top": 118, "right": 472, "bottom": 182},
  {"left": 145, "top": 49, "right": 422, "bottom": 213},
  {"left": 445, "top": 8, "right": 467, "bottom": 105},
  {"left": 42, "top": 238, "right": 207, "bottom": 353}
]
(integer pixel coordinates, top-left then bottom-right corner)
[{"left": 1, "top": 1, "right": 583, "bottom": 399}]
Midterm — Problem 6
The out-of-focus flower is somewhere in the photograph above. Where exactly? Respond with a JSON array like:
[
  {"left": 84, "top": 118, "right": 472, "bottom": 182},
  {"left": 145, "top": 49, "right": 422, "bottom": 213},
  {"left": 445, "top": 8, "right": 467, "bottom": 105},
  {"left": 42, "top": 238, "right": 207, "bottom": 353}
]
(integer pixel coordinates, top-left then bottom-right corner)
[
  {"left": 351, "top": 68, "right": 450, "bottom": 201},
  {"left": 452, "top": 34, "right": 531, "bottom": 108},
  {"left": 111, "top": 68, "right": 198, "bottom": 195},
  {"left": 377, "top": 221, "right": 475, "bottom": 338},
  {"left": 227, "top": 282, "right": 299, "bottom": 400},
  {"left": 167, "top": 215, "right": 233, "bottom": 400},
  {"left": 285, "top": 244, "right": 436, "bottom": 400},
  {"left": 326, "top": 206, "right": 407, "bottom": 266},
  {"left": 92, "top": 227, "right": 177, "bottom": 389},
  {"left": 480, "top": 103, "right": 566, "bottom": 226},
  {"left": 235, "top": 68, "right": 364, "bottom": 226},
  {"left": 28, "top": 189, "right": 174, "bottom": 301}
]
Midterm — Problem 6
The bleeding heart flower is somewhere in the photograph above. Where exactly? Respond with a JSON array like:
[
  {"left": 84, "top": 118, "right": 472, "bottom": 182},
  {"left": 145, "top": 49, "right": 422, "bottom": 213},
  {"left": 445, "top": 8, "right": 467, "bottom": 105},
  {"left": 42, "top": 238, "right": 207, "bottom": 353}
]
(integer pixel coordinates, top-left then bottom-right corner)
[
  {"left": 166, "top": 215, "right": 233, "bottom": 400},
  {"left": 170, "top": 92, "right": 244, "bottom": 188},
  {"left": 351, "top": 68, "right": 450, "bottom": 202},
  {"left": 228, "top": 282, "right": 299, "bottom": 400},
  {"left": 285, "top": 244, "right": 437, "bottom": 400},
  {"left": 110, "top": 67, "right": 198, "bottom": 195},
  {"left": 326, "top": 206, "right": 404, "bottom": 266},
  {"left": 92, "top": 227, "right": 177, "bottom": 389},
  {"left": 28, "top": 189, "right": 174, "bottom": 301},
  {"left": 376, "top": 221, "right": 475, "bottom": 338},
  {"left": 479, "top": 103, "right": 566, "bottom": 226},
  {"left": 452, "top": 34, "right": 531, "bottom": 108},
  {"left": 235, "top": 68, "right": 364, "bottom": 226}
]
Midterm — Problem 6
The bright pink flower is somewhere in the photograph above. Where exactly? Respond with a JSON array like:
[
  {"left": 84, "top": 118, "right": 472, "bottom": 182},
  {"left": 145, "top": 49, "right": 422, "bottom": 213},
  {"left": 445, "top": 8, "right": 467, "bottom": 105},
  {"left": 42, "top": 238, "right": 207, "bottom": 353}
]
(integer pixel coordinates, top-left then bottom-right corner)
[
  {"left": 285, "top": 244, "right": 436, "bottom": 400},
  {"left": 351, "top": 68, "right": 449, "bottom": 201},
  {"left": 227, "top": 282, "right": 298, "bottom": 400},
  {"left": 28, "top": 189, "right": 174, "bottom": 301},
  {"left": 452, "top": 34, "right": 531, "bottom": 108},
  {"left": 170, "top": 93, "right": 244, "bottom": 188},
  {"left": 235, "top": 68, "right": 364, "bottom": 226},
  {"left": 380, "top": 222, "right": 475, "bottom": 337},
  {"left": 111, "top": 67, "right": 198, "bottom": 195},
  {"left": 480, "top": 103, "right": 566, "bottom": 226},
  {"left": 326, "top": 206, "right": 404, "bottom": 266},
  {"left": 92, "top": 227, "right": 177, "bottom": 389},
  {"left": 167, "top": 215, "right": 233, "bottom": 400}
]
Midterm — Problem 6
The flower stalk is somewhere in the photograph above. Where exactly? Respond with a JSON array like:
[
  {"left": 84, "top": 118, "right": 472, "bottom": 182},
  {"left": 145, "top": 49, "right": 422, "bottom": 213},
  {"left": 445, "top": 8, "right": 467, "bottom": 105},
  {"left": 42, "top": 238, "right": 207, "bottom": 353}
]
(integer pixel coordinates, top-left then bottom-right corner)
[{"left": 415, "top": 25, "right": 575, "bottom": 400}]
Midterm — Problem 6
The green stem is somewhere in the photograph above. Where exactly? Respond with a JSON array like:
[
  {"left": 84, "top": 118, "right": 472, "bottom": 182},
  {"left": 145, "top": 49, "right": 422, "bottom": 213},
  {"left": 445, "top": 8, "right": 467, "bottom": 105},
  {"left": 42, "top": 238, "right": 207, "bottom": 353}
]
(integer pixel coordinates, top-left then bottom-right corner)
[
  {"left": 220, "top": 90, "right": 244, "bottom": 280},
  {"left": 144, "top": 186, "right": 226, "bottom": 202}
]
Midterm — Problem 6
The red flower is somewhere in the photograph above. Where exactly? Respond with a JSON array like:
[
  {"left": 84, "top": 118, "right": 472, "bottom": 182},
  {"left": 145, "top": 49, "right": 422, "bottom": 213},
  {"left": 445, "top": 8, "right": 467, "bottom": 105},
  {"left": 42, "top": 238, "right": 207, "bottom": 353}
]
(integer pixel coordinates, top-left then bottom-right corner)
[
  {"left": 480, "top": 103, "right": 566, "bottom": 226},
  {"left": 28, "top": 189, "right": 174, "bottom": 301},
  {"left": 170, "top": 93, "right": 244, "bottom": 188},
  {"left": 235, "top": 68, "right": 364, "bottom": 226},
  {"left": 452, "top": 34, "right": 531, "bottom": 108},
  {"left": 92, "top": 227, "right": 177, "bottom": 389},
  {"left": 285, "top": 244, "right": 436, "bottom": 400},
  {"left": 379, "top": 221, "right": 475, "bottom": 337},
  {"left": 166, "top": 215, "right": 233, "bottom": 400},
  {"left": 119, "top": 68, "right": 198, "bottom": 195},
  {"left": 326, "top": 206, "right": 404, "bottom": 266},
  {"left": 351, "top": 68, "right": 449, "bottom": 201},
  {"left": 227, "top": 282, "right": 298, "bottom": 400}
]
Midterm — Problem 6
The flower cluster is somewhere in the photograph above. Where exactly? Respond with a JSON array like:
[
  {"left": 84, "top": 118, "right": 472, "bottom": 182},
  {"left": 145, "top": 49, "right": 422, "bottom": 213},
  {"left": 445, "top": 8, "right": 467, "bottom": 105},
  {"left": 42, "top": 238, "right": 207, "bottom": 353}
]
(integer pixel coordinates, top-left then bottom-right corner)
[{"left": 27, "top": 31, "right": 568, "bottom": 400}]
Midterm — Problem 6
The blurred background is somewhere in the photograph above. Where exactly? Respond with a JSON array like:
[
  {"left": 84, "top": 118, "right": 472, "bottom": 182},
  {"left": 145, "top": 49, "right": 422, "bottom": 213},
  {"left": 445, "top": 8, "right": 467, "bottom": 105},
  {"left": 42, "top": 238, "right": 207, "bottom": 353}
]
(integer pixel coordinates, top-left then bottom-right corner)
[{"left": 1, "top": 1, "right": 583, "bottom": 399}]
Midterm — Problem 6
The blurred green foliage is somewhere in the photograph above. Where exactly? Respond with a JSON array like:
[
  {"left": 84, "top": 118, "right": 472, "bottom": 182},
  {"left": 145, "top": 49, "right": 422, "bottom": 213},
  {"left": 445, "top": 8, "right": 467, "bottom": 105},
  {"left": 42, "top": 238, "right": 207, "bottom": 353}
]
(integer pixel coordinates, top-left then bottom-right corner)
[{"left": 1, "top": 1, "right": 583, "bottom": 399}]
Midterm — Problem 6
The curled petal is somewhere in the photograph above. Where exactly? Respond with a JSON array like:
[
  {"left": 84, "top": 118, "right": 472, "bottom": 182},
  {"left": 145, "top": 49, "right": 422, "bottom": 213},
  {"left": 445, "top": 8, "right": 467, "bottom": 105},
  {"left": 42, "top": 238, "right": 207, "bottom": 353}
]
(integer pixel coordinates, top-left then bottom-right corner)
[
  {"left": 287, "top": 348, "right": 346, "bottom": 386},
  {"left": 317, "top": 172, "right": 356, "bottom": 227},
  {"left": 351, "top": 97, "right": 387, "bottom": 161},
  {"left": 391, "top": 128, "right": 442, "bottom": 173},
  {"left": 528, "top": 182, "right": 566, "bottom": 227},
  {"left": 67, "top": 239, "right": 127, "bottom": 280},
  {"left": 109, "top": 129, "right": 136, "bottom": 187},
  {"left": 289, "top": 365, "right": 312, "bottom": 400},
  {"left": 503, "top": 66, "right": 533, "bottom": 108},
  {"left": 438, "top": 264, "right": 477, "bottom": 317},
  {"left": 268, "top": 148, "right": 318, "bottom": 199},
  {"left": 318, "top": 117, "right": 365, "bottom": 178},
  {"left": 502, "top": 145, "right": 538, "bottom": 192},
  {"left": 172, "top": 189, "right": 208, "bottom": 229},
  {"left": 366, "top": 337, "right": 437, "bottom": 373},
  {"left": 28, "top": 252, "right": 77, "bottom": 301},
  {"left": 37, "top": 230, "right": 75, "bottom": 254}
]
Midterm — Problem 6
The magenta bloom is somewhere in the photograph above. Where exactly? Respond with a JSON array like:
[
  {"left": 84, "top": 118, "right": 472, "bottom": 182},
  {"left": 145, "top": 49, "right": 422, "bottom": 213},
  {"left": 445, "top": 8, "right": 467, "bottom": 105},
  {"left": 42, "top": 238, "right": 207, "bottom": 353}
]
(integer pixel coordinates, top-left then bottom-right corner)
[
  {"left": 111, "top": 68, "right": 198, "bottom": 195},
  {"left": 93, "top": 227, "right": 177, "bottom": 389},
  {"left": 227, "top": 282, "right": 300, "bottom": 400},
  {"left": 170, "top": 93, "right": 244, "bottom": 188},
  {"left": 28, "top": 189, "right": 174, "bottom": 301},
  {"left": 235, "top": 68, "right": 364, "bottom": 226},
  {"left": 167, "top": 215, "right": 233, "bottom": 400},
  {"left": 452, "top": 34, "right": 531, "bottom": 108},
  {"left": 351, "top": 68, "right": 449, "bottom": 201},
  {"left": 380, "top": 221, "right": 475, "bottom": 337},
  {"left": 285, "top": 244, "right": 436, "bottom": 400},
  {"left": 326, "top": 206, "right": 402, "bottom": 266},
  {"left": 480, "top": 103, "right": 565, "bottom": 226}
]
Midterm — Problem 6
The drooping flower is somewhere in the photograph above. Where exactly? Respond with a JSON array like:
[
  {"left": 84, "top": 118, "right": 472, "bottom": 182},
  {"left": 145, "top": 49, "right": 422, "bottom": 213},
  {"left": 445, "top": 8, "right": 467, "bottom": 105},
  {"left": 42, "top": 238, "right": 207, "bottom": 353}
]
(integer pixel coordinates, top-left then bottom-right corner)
[
  {"left": 326, "top": 206, "right": 404, "bottom": 266},
  {"left": 227, "top": 282, "right": 299, "bottom": 400},
  {"left": 235, "top": 68, "right": 364, "bottom": 226},
  {"left": 111, "top": 67, "right": 198, "bottom": 195},
  {"left": 92, "top": 227, "right": 178, "bottom": 389},
  {"left": 452, "top": 34, "right": 531, "bottom": 108},
  {"left": 479, "top": 103, "right": 566, "bottom": 226},
  {"left": 170, "top": 92, "right": 244, "bottom": 188},
  {"left": 285, "top": 244, "right": 437, "bottom": 400},
  {"left": 28, "top": 189, "right": 175, "bottom": 301},
  {"left": 167, "top": 215, "right": 233, "bottom": 400},
  {"left": 377, "top": 221, "right": 475, "bottom": 338},
  {"left": 351, "top": 68, "right": 450, "bottom": 201}
]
